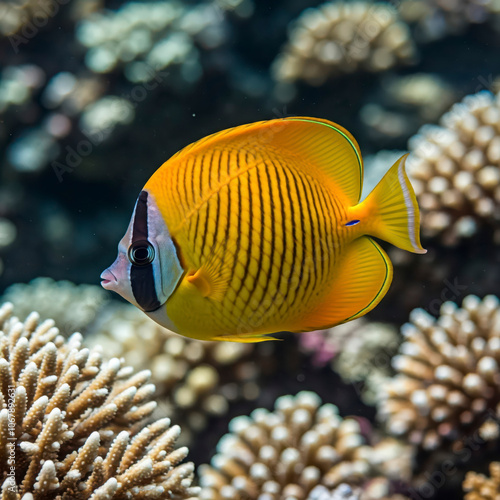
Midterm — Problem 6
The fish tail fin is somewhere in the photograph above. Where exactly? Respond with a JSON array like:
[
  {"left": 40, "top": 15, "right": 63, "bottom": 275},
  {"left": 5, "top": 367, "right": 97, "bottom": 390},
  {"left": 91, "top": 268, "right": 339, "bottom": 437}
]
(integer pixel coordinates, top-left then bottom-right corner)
[{"left": 354, "top": 154, "right": 426, "bottom": 254}]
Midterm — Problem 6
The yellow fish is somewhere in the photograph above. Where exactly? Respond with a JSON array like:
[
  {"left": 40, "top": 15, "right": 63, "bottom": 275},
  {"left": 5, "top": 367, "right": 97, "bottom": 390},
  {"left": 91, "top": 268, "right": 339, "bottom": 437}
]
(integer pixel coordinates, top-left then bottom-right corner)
[{"left": 101, "top": 117, "right": 426, "bottom": 342}]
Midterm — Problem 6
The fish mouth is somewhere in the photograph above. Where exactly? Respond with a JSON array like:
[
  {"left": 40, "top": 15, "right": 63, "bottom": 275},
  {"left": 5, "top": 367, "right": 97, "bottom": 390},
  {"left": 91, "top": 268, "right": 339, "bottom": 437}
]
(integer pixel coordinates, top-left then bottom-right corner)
[{"left": 100, "top": 269, "right": 117, "bottom": 289}]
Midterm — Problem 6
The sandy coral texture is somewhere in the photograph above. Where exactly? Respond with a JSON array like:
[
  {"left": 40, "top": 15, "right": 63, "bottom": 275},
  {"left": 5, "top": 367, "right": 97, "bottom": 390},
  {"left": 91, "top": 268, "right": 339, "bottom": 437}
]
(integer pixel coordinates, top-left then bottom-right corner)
[
  {"left": 463, "top": 461, "right": 500, "bottom": 500},
  {"left": 378, "top": 295, "right": 500, "bottom": 451},
  {"left": 272, "top": 1, "right": 416, "bottom": 86},
  {"left": 0, "top": 302, "right": 200, "bottom": 499},
  {"left": 87, "top": 302, "right": 266, "bottom": 445},
  {"left": 198, "top": 391, "right": 409, "bottom": 500},
  {"left": 408, "top": 90, "right": 500, "bottom": 245}
]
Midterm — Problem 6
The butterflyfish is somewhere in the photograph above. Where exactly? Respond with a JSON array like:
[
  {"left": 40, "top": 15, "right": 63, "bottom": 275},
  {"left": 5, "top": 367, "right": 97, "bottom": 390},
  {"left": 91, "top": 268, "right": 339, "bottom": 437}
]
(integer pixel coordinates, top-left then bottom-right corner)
[{"left": 101, "top": 117, "right": 426, "bottom": 342}]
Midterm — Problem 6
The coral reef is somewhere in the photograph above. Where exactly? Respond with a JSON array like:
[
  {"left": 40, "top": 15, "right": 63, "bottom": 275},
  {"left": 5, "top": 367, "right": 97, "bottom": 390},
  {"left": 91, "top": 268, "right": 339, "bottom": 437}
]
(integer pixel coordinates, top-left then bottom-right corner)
[
  {"left": 333, "top": 322, "right": 400, "bottom": 405},
  {"left": 87, "top": 302, "right": 274, "bottom": 444},
  {"left": 360, "top": 73, "right": 456, "bottom": 143},
  {"left": 400, "top": 0, "right": 500, "bottom": 41},
  {"left": 407, "top": 90, "right": 500, "bottom": 246},
  {"left": 377, "top": 295, "right": 500, "bottom": 451},
  {"left": 1, "top": 277, "right": 109, "bottom": 335},
  {"left": 76, "top": 0, "right": 243, "bottom": 83},
  {"left": 198, "top": 391, "right": 412, "bottom": 500},
  {"left": 272, "top": 1, "right": 416, "bottom": 86},
  {"left": 300, "top": 319, "right": 400, "bottom": 405},
  {"left": 0, "top": 302, "right": 200, "bottom": 499},
  {"left": 463, "top": 462, "right": 500, "bottom": 500}
]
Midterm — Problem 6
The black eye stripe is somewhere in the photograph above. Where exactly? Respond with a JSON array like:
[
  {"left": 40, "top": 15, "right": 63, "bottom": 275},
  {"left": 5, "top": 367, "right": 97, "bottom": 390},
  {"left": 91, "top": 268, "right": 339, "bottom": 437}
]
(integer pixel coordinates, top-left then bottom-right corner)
[{"left": 130, "top": 191, "right": 161, "bottom": 312}]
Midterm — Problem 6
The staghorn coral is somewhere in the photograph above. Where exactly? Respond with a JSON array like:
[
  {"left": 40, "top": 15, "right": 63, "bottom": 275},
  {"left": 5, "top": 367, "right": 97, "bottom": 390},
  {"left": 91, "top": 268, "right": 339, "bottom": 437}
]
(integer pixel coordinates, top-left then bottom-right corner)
[
  {"left": 198, "top": 391, "right": 412, "bottom": 500},
  {"left": 1, "top": 278, "right": 109, "bottom": 335},
  {"left": 0, "top": 302, "right": 200, "bottom": 499},
  {"left": 87, "top": 302, "right": 274, "bottom": 445},
  {"left": 377, "top": 295, "right": 500, "bottom": 452},
  {"left": 271, "top": 1, "right": 416, "bottom": 86},
  {"left": 407, "top": 90, "right": 500, "bottom": 246},
  {"left": 463, "top": 462, "right": 500, "bottom": 500}
]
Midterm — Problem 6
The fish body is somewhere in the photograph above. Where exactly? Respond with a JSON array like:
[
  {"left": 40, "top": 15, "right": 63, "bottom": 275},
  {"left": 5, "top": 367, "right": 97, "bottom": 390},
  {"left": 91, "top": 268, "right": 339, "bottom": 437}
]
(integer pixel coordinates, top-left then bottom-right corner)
[{"left": 101, "top": 117, "right": 425, "bottom": 342}]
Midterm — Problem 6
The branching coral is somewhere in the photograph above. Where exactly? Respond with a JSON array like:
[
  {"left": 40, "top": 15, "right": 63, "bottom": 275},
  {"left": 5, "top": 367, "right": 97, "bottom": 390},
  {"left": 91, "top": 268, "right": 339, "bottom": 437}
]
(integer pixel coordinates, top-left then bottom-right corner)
[
  {"left": 76, "top": 0, "right": 237, "bottom": 83},
  {"left": 0, "top": 302, "right": 200, "bottom": 499},
  {"left": 198, "top": 391, "right": 411, "bottom": 500},
  {"left": 400, "top": 0, "right": 500, "bottom": 41},
  {"left": 1, "top": 278, "right": 109, "bottom": 335},
  {"left": 463, "top": 462, "right": 500, "bottom": 500},
  {"left": 271, "top": 1, "right": 416, "bottom": 86},
  {"left": 377, "top": 295, "right": 500, "bottom": 451},
  {"left": 88, "top": 303, "right": 273, "bottom": 444},
  {"left": 407, "top": 90, "right": 500, "bottom": 246}
]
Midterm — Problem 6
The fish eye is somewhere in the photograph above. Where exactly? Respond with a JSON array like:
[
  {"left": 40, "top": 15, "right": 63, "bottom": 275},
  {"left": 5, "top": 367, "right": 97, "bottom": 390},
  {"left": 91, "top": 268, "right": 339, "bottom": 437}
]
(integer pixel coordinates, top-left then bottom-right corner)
[{"left": 128, "top": 240, "right": 155, "bottom": 266}]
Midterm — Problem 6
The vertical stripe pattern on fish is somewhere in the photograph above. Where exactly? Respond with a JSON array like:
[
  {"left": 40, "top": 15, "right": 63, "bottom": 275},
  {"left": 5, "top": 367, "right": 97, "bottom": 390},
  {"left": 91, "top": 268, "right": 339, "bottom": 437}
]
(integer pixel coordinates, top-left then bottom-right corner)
[{"left": 101, "top": 117, "right": 426, "bottom": 342}]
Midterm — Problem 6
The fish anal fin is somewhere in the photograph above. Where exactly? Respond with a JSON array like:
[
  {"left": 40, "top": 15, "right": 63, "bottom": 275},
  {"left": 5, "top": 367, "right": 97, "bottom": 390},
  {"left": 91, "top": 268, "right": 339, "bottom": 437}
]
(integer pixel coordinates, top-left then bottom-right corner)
[
  {"left": 210, "top": 333, "right": 279, "bottom": 343},
  {"left": 296, "top": 236, "right": 393, "bottom": 331}
]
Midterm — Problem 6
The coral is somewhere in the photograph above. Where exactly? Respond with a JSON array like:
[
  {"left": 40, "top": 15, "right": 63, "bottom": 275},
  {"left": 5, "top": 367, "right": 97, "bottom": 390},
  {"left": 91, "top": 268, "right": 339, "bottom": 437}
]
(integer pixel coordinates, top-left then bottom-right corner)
[
  {"left": 360, "top": 74, "right": 456, "bottom": 143},
  {"left": 0, "top": 65, "right": 45, "bottom": 115},
  {"left": 271, "top": 1, "right": 416, "bottom": 86},
  {"left": 307, "top": 482, "right": 409, "bottom": 500},
  {"left": 1, "top": 278, "right": 109, "bottom": 335},
  {"left": 407, "top": 90, "right": 500, "bottom": 246},
  {"left": 0, "top": 302, "right": 200, "bottom": 499},
  {"left": 0, "top": 0, "right": 59, "bottom": 37},
  {"left": 377, "top": 295, "right": 500, "bottom": 451},
  {"left": 299, "top": 319, "right": 400, "bottom": 405},
  {"left": 76, "top": 0, "right": 238, "bottom": 83},
  {"left": 400, "top": 0, "right": 500, "bottom": 41},
  {"left": 87, "top": 302, "right": 274, "bottom": 444},
  {"left": 198, "top": 391, "right": 411, "bottom": 500},
  {"left": 463, "top": 462, "right": 500, "bottom": 500}
]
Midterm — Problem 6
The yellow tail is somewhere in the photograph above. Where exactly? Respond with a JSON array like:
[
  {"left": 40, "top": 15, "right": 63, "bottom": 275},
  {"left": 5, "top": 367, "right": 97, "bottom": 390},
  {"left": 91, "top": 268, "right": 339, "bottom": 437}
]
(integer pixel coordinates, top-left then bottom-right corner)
[{"left": 353, "top": 154, "right": 426, "bottom": 254}]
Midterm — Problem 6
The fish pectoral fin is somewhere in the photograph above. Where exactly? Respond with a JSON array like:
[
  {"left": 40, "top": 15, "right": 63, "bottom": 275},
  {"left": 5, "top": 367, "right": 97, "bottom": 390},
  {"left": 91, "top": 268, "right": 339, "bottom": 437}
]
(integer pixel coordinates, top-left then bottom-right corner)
[
  {"left": 186, "top": 265, "right": 228, "bottom": 301},
  {"left": 297, "top": 236, "right": 393, "bottom": 331},
  {"left": 187, "top": 242, "right": 233, "bottom": 301}
]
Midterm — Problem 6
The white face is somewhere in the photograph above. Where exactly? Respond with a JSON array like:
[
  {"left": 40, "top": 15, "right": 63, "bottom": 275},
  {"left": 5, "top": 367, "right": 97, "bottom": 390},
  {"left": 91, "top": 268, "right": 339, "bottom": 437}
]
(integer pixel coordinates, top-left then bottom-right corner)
[{"left": 100, "top": 190, "right": 184, "bottom": 312}]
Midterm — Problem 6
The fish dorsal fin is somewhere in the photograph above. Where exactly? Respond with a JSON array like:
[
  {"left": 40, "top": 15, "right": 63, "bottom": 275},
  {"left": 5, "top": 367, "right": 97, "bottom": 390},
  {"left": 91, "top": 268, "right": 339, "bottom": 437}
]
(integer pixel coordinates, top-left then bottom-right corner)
[
  {"left": 163, "top": 117, "right": 363, "bottom": 204},
  {"left": 270, "top": 117, "right": 363, "bottom": 204}
]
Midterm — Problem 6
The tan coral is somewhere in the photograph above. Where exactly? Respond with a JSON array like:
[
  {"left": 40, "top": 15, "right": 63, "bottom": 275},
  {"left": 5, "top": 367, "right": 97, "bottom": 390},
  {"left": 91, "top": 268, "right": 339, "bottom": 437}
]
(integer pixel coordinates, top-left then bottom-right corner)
[
  {"left": 308, "top": 482, "right": 410, "bottom": 500},
  {"left": 272, "top": 1, "right": 416, "bottom": 86},
  {"left": 463, "top": 462, "right": 500, "bottom": 500},
  {"left": 377, "top": 295, "right": 500, "bottom": 451},
  {"left": 87, "top": 303, "right": 273, "bottom": 444},
  {"left": 400, "top": 0, "right": 500, "bottom": 41},
  {"left": 299, "top": 319, "right": 400, "bottom": 405},
  {"left": 0, "top": 302, "right": 200, "bottom": 499},
  {"left": 407, "top": 90, "right": 500, "bottom": 246},
  {"left": 198, "top": 391, "right": 412, "bottom": 500},
  {"left": 1, "top": 278, "right": 109, "bottom": 335}
]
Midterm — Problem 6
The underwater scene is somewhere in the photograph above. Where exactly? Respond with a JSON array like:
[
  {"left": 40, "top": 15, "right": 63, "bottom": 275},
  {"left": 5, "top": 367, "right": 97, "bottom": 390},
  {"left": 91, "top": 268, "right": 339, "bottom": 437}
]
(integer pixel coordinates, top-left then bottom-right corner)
[{"left": 1, "top": 0, "right": 500, "bottom": 498}]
